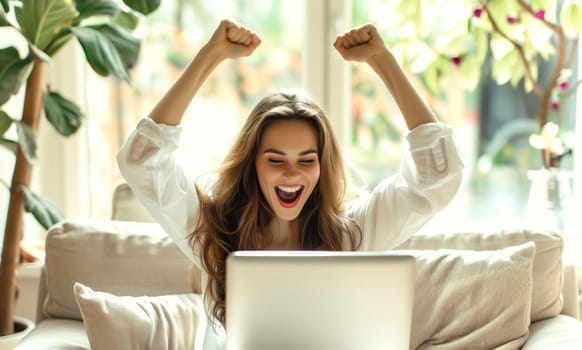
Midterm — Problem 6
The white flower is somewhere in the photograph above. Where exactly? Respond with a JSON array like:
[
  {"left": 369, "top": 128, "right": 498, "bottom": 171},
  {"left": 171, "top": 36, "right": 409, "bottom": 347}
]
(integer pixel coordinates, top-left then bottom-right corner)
[{"left": 529, "top": 122, "right": 565, "bottom": 155}]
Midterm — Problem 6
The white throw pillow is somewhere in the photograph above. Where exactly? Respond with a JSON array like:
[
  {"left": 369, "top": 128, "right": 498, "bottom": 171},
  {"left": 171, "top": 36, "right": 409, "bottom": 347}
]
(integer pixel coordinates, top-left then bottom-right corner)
[
  {"left": 73, "top": 282, "right": 202, "bottom": 350},
  {"left": 396, "top": 229, "right": 563, "bottom": 322},
  {"left": 403, "top": 242, "right": 536, "bottom": 350}
]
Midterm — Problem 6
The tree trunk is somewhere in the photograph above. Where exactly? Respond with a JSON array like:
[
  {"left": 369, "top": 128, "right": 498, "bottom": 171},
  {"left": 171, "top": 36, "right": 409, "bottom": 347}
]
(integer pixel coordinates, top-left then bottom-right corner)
[{"left": 0, "top": 60, "right": 44, "bottom": 336}]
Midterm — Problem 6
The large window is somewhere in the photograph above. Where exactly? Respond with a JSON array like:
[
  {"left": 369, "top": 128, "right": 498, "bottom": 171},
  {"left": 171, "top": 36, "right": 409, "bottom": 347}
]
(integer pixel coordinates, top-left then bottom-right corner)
[{"left": 29, "top": 0, "right": 579, "bottom": 236}]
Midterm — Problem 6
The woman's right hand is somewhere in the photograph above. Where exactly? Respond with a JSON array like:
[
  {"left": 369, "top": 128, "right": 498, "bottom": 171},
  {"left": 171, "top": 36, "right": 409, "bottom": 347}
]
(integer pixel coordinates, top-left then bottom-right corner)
[
  {"left": 146, "top": 19, "right": 261, "bottom": 126},
  {"left": 206, "top": 19, "right": 262, "bottom": 60}
]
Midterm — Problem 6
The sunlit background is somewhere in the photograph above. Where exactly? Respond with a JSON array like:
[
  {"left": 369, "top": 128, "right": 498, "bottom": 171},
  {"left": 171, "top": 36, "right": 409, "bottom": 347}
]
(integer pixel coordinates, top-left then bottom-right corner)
[
  {"left": 86, "top": 0, "right": 578, "bottom": 233},
  {"left": 1, "top": 0, "right": 580, "bottom": 245}
]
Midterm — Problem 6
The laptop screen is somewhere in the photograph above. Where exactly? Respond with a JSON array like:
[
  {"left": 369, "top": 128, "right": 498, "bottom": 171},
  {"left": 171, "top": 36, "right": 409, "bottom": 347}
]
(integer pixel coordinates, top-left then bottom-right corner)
[{"left": 225, "top": 251, "right": 415, "bottom": 350}]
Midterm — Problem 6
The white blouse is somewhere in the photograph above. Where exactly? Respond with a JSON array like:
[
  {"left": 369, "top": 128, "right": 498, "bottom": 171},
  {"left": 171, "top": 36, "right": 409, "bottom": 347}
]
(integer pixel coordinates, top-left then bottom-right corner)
[{"left": 116, "top": 117, "right": 464, "bottom": 348}]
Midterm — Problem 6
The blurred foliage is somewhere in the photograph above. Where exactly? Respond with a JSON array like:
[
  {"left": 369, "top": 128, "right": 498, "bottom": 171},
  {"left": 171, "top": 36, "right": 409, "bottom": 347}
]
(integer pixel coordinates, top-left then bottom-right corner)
[
  {"left": 364, "top": 0, "right": 581, "bottom": 98},
  {"left": 351, "top": 0, "right": 581, "bottom": 177}
]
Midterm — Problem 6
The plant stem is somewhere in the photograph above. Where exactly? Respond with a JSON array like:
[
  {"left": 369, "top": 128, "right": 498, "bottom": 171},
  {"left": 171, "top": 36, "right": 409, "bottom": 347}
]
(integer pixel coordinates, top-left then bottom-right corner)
[
  {"left": 516, "top": 0, "right": 567, "bottom": 129},
  {"left": 0, "top": 60, "right": 44, "bottom": 336},
  {"left": 481, "top": 1, "right": 544, "bottom": 99}
]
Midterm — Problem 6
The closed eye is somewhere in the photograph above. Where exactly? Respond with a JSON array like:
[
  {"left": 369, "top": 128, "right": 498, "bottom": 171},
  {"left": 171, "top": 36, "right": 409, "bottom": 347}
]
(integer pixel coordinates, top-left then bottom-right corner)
[
  {"left": 299, "top": 159, "right": 316, "bottom": 164},
  {"left": 268, "top": 158, "right": 284, "bottom": 164}
]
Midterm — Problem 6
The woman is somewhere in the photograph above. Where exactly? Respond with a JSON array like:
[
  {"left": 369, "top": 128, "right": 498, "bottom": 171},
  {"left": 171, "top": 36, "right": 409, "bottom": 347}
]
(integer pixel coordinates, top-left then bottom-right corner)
[{"left": 117, "top": 19, "right": 464, "bottom": 348}]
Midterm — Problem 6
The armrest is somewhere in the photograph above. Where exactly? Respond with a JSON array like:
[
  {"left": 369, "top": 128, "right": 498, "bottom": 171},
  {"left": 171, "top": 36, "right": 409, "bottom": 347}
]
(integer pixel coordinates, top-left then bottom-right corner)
[
  {"left": 562, "top": 263, "right": 580, "bottom": 320},
  {"left": 35, "top": 265, "right": 48, "bottom": 323}
]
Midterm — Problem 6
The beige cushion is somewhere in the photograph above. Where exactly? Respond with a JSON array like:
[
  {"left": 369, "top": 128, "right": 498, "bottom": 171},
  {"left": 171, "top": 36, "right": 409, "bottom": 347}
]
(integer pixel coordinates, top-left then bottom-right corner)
[
  {"left": 111, "top": 182, "right": 156, "bottom": 222},
  {"left": 397, "top": 229, "right": 563, "bottom": 322},
  {"left": 74, "top": 283, "right": 201, "bottom": 350},
  {"left": 402, "top": 242, "right": 535, "bottom": 349},
  {"left": 44, "top": 219, "right": 196, "bottom": 320}
]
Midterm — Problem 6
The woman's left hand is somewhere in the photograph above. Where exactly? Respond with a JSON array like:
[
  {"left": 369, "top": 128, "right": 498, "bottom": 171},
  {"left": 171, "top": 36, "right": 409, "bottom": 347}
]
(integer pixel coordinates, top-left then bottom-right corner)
[{"left": 333, "top": 24, "right": 387, "bottom": 63}]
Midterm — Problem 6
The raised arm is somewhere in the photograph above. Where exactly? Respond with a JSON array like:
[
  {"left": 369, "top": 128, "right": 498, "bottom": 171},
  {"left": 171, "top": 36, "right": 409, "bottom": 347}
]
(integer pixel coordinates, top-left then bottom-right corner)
[
  {"left": 334, "top": 24, "right": 464, "bottom": 250},
  {"left": 117, "top": 20, "right": 261, "bottom": 262},
  {"left": 150, "top": 19, "right": 261, "bottom": 125},
  {"left": 333, "top": 24, "right": 436, "bottom": 130}
]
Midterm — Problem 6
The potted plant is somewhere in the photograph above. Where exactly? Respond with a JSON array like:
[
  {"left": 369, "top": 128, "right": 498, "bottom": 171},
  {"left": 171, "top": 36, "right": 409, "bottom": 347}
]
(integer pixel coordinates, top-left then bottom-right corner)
[
  {"left": 375, "top": 0, "right": 580, "bottom": 167},
  {"left": 373, "top": 0, "right": 580, "bottom": 231},
  {"left": 0, "top": 0, "right": 159, "bottom": 342}
]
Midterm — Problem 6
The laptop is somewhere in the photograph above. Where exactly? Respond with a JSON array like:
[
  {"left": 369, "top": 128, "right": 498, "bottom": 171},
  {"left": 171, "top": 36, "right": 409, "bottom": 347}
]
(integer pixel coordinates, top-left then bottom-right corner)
[{"left": 225, "top": 251, "right": 416, "bottom": 350}]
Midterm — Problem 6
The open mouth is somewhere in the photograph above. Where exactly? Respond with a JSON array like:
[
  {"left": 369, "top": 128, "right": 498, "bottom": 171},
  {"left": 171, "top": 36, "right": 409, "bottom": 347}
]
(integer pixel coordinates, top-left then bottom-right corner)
[{"left": 275, "top": 185, "right": 304, "bottom": 207}]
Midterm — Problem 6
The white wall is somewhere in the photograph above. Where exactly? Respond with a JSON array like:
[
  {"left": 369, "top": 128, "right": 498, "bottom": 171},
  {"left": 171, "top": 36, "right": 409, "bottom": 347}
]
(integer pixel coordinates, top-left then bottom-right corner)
[{"left": 35, "top": 40, "right": 91, "bottom": 235}]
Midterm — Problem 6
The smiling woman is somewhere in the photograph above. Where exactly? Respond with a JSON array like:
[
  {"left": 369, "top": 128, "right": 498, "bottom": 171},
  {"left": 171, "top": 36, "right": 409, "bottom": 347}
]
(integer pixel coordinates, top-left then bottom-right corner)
[
  {"left": 116, "top": 17, "right": 464, "bottom": 349},
  {"left": 256, "top": 118, "right": 321, "bottom": 223}
]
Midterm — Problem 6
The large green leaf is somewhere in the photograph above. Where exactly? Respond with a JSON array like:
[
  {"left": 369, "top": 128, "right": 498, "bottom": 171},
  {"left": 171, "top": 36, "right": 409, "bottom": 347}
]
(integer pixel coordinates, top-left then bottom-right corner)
[
  {"left": 14, "top": 0, "right": 79, "bottom": 52},
  {"left": 122, "top": 0, "right": 160, "bottom": 15},
  {"left": 14, "top": 120, "right": 37, "bottom": 164},
  {"left": 93, "top": 23, "right": 141, "bottom": 70},
  {"left": 44, "top": 30, "right": 74, "bottom": 57},
  {"left": 69, "top": 26, "right": 131, "bottom": 81},
  {"left": 75, "top": 0, "right": 120, "bottom": 21},
  {"left": 0, "top": 0, "right": 8, "bottom": 13},
  {"left": 113, "top": 10, "right": 140, "bottom": 31},
  {"left": 21, "top": 186, "right": 63, "bottom": 230},
  {"left": 0, "top": 47, "right": 33, "bottom": 106},
  {"left": 0, "top": 110, "right": 12, "bottom": 137},
  {"left": 44, "top": 91, "right": 84, "bottom": 136}
]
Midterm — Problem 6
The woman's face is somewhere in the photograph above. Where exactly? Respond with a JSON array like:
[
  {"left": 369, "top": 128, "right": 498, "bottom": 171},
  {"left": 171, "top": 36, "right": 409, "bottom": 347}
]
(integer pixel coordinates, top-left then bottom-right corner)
[{"left": 255, "top": 119, "right": 321, "bottom": 222}]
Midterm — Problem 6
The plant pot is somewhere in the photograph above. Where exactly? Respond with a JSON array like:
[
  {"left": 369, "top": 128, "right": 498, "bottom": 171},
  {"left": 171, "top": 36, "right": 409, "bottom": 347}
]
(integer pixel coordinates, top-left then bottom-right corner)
[
  {"left": 0, "top": 317, "right": 34, "bottom": 350},
  {"left": 526, "top": 168, "right": 574, "bottom": 234}
]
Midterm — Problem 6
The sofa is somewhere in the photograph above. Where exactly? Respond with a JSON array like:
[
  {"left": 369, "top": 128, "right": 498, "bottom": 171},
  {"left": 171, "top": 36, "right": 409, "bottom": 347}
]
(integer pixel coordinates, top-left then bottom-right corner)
[{"left": 15, "top": 183, "right": 582, "bottom": 349}]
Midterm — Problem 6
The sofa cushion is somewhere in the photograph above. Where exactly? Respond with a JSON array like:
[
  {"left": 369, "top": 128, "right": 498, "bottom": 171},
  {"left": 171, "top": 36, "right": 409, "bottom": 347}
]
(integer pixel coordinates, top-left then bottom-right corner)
[
  {"left": 401, "top": 242, "right": 535, "bottom": 349},
  {"left": 111, "top": 182, "right": 156, "bottom": 222},
  {"left": 397, "top": 228, "right": 563, "bottom": 322},
  {"left": 15, "top": 319, "right": 90, "bottom": 350},
  {"left": 44, "top": 219, "right": 196, "bottom": 321},
  {"left": 73, "top": 283, "right": 202, "bottom": 350},
  {"left": 522, "top": 315, "right": 582, "bottom": 349}
]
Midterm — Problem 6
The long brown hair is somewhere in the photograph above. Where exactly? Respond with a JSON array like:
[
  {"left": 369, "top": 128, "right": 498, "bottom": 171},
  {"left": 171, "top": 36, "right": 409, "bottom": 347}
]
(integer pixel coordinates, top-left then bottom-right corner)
[{"left": 189, "top": 92, "right": 361, "bottom": 326}]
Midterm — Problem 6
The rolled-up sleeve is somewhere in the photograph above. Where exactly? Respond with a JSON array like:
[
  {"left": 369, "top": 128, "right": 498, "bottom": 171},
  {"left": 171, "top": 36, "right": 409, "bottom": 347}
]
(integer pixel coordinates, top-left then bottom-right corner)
[
  {"left": 117, "top": 118, "right": 200, "bottom": 264},
  {"left": 347, "top": 122, "right": 464, "bottom": 251}
]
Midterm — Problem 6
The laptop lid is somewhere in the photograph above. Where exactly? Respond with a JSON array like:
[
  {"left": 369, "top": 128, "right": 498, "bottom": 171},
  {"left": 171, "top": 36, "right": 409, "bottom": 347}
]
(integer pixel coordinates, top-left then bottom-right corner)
[{"left": 225, "top": 251, "right": 415, "bottom": 350}]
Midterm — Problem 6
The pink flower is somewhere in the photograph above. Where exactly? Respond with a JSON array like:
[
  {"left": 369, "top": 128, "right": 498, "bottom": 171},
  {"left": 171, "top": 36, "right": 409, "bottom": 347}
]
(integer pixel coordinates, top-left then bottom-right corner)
[
  {"left": 558, "top": 81, "right": 568, "bottom": 90},
  {"left": 451, "top": 56, "right": 462, "bottom": 66},
  {"left": 473, "top": 8, "right": 483, "bottom": 18},
  {"left": 550, "top": 101, "right": 560, "bottom": 110},
  {"left": 507, "top": 15, "right": 519, "bottom": 24},
  {"left": 534, "top": 10, "right": 545, "bottom": 20}
]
